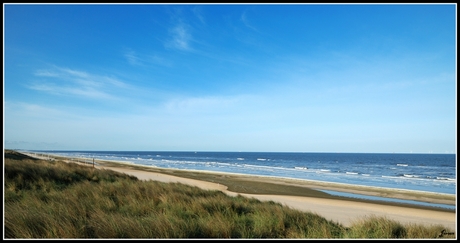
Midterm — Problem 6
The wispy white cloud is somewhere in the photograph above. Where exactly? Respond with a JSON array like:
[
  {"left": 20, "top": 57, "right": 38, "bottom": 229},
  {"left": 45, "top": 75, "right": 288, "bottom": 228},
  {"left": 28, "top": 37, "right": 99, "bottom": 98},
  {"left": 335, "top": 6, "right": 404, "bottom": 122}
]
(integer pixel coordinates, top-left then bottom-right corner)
[
  {"left": 34, "top": 67, "right": 91, "bottom": 80},
  {"left": 30, "top": 66, "right": 131, "bottom": 101},
  {"left": 60, "top": 67, "right": 89, "bottom": 79},
  {"left": 28, "top": 83, "right": 114, "bottom": 100},
  {"left": 124, "top": 49, "right": 172, "bottom": 67},
  {"left": 241, "top": 10, "right": 261, "bottom": 34},
  {"left": 192, "top": 6, "right": 205, "bottom": 24},
  {"left": 166, "top": 23, "right": 192, "bottom": 51},
  {"left": 33, "top": 70, "right": 60, "bottom": 77},
  {"left": 124, "top": 50, "right": 142, "bottom": 66},
  {"left": 163, "top": 7, "right": 194, "bottom": 52}
]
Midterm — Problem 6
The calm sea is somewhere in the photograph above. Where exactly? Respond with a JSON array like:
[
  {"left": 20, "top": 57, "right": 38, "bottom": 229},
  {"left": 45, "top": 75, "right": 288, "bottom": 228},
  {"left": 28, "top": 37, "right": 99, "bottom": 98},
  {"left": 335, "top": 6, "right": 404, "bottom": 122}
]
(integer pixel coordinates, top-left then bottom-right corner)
[{"left": 33, "top": 151, "right": 456, "bottom": 196}]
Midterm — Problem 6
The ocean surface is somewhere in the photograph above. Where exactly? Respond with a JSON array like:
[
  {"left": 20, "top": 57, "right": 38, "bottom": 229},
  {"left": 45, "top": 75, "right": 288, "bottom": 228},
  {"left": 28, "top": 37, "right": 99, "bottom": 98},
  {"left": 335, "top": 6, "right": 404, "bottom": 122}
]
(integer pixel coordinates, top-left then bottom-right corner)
[{"left": 30, "top": 151, "right": 456, "bottom": 196}]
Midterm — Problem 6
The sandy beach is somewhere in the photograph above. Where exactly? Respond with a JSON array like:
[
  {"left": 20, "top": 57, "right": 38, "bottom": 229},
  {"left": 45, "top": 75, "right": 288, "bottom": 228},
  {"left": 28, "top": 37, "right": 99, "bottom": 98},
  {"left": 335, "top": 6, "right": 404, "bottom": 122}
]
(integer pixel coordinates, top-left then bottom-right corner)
[{"left": 24, "top": 152, "right": 457, "bottom": 231}]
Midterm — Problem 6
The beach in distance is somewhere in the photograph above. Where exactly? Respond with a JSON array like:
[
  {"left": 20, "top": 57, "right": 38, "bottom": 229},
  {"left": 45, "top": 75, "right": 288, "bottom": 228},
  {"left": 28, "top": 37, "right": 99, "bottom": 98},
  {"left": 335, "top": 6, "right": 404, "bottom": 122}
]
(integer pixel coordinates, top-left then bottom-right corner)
[{"left": 23, "top": 151, "right": 456, "bottom": 231}]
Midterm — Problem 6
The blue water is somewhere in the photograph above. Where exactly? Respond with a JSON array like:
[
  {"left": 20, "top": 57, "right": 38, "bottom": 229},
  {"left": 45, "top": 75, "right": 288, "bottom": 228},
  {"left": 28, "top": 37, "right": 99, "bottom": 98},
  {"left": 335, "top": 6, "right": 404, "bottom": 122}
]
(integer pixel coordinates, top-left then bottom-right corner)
[
  {"left": 31, "top": 151, "right": 456, "bottom": 197},
  {"left": 320, "top": 190, "right": 456, "bottom": 210}
]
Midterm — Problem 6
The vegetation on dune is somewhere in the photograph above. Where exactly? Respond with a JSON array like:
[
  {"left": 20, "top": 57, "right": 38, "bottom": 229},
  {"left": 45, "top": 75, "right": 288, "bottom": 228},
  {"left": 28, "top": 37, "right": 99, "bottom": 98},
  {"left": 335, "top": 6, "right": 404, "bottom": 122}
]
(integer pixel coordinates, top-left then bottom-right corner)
[{"left": 3, "top": 150, "right": 455, "bottom": 239}]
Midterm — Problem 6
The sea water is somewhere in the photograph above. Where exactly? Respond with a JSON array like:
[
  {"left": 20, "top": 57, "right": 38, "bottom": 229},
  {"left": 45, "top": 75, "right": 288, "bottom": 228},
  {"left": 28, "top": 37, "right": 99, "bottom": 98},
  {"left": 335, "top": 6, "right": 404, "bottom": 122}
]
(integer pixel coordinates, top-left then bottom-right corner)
[{"left": 29, "top": 151, "right": 456, "bottom": 209}]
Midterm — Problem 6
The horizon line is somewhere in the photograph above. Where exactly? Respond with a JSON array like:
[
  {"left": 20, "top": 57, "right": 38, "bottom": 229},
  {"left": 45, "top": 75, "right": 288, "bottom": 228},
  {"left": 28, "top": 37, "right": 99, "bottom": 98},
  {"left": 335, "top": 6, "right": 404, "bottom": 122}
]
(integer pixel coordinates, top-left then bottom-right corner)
[{"left": 5, "top": 148, "right": 457, "bottom": 155}]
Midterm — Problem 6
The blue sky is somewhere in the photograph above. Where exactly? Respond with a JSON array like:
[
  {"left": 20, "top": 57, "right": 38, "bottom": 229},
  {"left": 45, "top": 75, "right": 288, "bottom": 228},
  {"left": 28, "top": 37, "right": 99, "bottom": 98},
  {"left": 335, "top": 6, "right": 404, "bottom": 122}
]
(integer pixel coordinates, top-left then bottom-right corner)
[{"left": 3, "top": 3, "right": 457, "bottom": 153}]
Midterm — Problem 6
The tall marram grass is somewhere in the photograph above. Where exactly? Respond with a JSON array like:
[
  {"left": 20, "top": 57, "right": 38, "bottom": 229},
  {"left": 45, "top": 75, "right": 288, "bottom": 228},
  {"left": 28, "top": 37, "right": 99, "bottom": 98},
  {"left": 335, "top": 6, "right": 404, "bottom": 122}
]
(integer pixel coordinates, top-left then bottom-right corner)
[{"left": 4, "top": 151, "right": 455, "bottom": 239}]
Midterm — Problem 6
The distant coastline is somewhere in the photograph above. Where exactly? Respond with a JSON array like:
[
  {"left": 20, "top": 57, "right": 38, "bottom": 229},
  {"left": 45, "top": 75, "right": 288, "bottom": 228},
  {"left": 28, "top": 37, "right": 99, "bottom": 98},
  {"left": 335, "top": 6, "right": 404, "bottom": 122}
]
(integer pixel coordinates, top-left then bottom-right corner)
[{"left": 20, "top": 150, "right": 456, "bottom": 210}]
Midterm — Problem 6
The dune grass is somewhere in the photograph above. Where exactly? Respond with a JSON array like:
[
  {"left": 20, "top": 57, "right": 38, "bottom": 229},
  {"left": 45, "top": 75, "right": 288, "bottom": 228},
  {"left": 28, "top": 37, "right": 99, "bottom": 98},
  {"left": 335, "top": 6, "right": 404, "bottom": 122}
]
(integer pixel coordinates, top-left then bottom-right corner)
[{"left": 4, "top": 150, "right": 455, "bottom": 239}]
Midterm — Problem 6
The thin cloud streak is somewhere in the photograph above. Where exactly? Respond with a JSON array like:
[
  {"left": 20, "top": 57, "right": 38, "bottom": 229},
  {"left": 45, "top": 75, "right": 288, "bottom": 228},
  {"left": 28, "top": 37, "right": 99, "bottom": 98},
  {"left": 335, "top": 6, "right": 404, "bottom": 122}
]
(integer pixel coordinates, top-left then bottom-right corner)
[
  {"left": 124, "top": 50, "right": 142, "bottom": 66},
  {"left": 124, "top": 49, "right": 173, "bottom": 67},
  {"left": 163, "top": 6, "right": 193, "bottom": 52},
  {"left": 240, "top": 10, "right": 260, "bottom": 33},
  {"left": 30, "top": 65, "right": 132, "bottom": 101},
  {"left": 192, "top": 6, "right": 205, "bottom": 24},
  {"left": 166, "top": 23, "right": 192, "bottom": 51}
]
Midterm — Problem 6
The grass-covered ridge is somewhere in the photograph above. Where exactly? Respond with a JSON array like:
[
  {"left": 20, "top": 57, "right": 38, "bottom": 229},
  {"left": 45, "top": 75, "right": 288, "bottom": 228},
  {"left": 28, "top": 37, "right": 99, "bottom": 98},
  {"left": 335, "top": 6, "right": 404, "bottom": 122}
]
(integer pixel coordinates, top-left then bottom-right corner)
[{"left": 4, "top": 150, "right": 454, "bottom": 239}]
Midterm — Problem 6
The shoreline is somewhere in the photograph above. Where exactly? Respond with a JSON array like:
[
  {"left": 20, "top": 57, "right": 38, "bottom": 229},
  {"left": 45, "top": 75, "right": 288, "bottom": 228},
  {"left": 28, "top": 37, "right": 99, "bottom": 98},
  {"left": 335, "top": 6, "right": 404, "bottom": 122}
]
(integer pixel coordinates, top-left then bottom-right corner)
[
  {"left": 20, "top": 151, "right": 457, "bottom": 230},
  {"left": 27, "top": 152, "right": 456, "bottom": 207}
]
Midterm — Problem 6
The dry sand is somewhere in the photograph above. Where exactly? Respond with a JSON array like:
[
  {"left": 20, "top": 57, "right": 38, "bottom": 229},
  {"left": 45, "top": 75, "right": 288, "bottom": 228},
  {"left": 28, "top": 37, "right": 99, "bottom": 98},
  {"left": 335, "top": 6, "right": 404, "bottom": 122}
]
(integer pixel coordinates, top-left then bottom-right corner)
[{"left": 24, "top": 152, "right": 457, "bottom": 231}]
